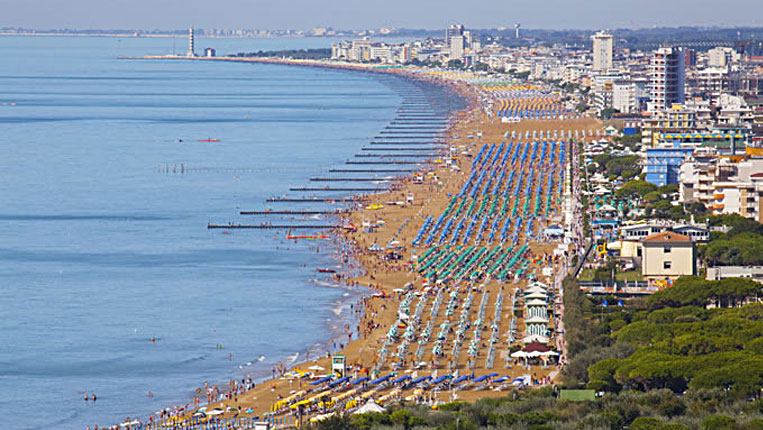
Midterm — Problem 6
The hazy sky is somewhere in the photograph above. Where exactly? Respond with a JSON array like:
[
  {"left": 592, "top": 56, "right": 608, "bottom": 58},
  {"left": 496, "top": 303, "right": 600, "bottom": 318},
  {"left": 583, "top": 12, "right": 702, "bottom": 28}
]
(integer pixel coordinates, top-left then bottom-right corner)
[{"left": 3, "top": 0, "right": 762, "bottom": 30}]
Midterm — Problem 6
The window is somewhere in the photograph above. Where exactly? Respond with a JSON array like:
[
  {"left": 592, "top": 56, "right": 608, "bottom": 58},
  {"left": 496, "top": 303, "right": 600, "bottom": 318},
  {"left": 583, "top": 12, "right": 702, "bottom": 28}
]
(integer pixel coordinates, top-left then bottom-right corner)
[
  {"left": 664, "top": 261, "right": 672, "bottom": 269},
  {"left": 663, "top": 246, "right": 671, "bottom": 253}
]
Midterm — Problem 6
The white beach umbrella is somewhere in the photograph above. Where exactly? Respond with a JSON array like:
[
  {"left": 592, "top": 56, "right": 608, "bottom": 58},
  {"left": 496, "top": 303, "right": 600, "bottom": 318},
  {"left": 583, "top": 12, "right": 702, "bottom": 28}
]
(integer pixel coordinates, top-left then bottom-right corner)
[{"left": 354, "top": 399, "right": 386, "bottom": 414}]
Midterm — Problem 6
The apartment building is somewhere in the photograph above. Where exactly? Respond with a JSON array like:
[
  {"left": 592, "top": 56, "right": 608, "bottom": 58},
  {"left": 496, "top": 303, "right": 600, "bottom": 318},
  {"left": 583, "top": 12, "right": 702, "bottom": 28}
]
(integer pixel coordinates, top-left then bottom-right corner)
[{"left": 649, "top": 47, "right": 686, "bottom": 112}]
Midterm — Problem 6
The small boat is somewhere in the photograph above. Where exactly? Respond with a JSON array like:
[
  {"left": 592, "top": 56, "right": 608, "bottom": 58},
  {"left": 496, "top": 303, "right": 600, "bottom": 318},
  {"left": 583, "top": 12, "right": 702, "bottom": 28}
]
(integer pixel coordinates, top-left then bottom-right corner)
[
  {"left": 317, "top": 268, "right": 336, "bottom": 273},
  {"left": 198, "top": 138, "right": 221, "bottom": 142}
]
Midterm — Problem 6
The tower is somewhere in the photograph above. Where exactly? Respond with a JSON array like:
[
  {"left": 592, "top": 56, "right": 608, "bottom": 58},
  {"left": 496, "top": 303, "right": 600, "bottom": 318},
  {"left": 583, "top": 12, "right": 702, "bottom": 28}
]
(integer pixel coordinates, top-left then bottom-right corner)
[
  {"left": 648, "top": 47, "right": 686, "bottom": 112},
  {"left": 592, "top": 31, "right": 613, "bottom": 72},
  {"left": 515, "top": 24, "right": 520, "bottom": 39},
  {"left": 445, "top": 24, "right": 464, "bottom": 48},
  {"left": 187, "top": 27, "right": 195, "bottom": 57}
]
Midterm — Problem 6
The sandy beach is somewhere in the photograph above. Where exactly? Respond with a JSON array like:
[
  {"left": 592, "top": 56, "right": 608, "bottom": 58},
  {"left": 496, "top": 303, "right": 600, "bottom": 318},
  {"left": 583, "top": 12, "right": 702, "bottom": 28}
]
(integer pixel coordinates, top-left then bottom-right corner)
[{"left": 112, "top": 56, "right": 602, "bottom": 429}]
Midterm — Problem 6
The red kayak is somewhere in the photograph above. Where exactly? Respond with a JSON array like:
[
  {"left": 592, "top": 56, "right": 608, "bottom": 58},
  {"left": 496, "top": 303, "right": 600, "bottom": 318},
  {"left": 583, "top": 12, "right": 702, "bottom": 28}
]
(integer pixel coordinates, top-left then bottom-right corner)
[{"left": 198, "top": 138, "right": 221, "bottom": 142}]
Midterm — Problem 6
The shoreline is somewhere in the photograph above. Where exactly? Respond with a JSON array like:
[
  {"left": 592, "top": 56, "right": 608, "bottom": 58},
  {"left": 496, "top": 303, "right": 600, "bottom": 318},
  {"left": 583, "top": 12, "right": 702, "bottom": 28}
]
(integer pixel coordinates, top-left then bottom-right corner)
[
  {"left": 106, "top": 58, "right": 472, "bottom": 428},
  {"left": 105, "top": 55, "right": 600, "bottom": 429}
]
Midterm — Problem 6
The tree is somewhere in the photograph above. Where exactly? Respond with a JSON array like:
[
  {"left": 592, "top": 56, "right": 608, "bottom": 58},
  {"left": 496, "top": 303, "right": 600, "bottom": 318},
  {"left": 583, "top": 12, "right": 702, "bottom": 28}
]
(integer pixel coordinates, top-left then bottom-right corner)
[
  {"left": 657, "top": 184, "right": 679, "bottom": 195},
  {"left": 630, "top": 417, "right": 664, "bottom": 430},
  {"left": 702, "top": 415, "right": 738, "bottom": 430},
  {"left": 652, "top": 200, "right": 673, "bottom": 219},
  {"left": 706, "top": 234, "right": 763, "bottom": 266},
  {"left": 446, "top": 59, "right": 464, "bottom": 69},
  {"left": 647, "top": 276, "right": 713, "bottom": 308},
  {"left": 588, "top": 358, "right": 622, "bottom": 392},
  {"left": 616, "top": 180, "right": 657, "bottom": 199},
  {"left": 472, "top": 62, "right": 489, "bottom": 71},
  {"left": 314, "top": 414, "right": 354, "bottom": 430},
  {"left": 687, "top": 202, "right": 707, "bottom": 217},
  {"left": 600, "top": 108, "right": 618, "bottom": 119},
  {"left": 644, "top": 191, "right": 662, "bottom": 203}
]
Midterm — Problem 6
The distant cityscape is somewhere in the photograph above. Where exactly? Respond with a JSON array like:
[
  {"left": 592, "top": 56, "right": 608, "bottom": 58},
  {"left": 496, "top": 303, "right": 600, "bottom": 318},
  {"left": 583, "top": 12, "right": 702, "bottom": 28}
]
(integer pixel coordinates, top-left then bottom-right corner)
[{"left": 320, "top": 24, "right": 763, "bottom": 229}]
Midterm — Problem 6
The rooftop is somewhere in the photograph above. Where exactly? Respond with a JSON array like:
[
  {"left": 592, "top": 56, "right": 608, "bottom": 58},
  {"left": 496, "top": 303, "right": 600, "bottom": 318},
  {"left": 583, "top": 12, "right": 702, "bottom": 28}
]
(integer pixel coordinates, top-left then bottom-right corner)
[{"left": 642, "top": 231, "right": 692, "bottom": 244}]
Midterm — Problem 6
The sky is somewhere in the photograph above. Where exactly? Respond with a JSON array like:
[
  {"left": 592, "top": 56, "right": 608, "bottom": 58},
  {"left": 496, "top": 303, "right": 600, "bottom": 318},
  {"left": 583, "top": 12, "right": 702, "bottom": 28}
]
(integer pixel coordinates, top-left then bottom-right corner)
[{"left": 2, "top": 0, "right": 762, "bottom": 31}]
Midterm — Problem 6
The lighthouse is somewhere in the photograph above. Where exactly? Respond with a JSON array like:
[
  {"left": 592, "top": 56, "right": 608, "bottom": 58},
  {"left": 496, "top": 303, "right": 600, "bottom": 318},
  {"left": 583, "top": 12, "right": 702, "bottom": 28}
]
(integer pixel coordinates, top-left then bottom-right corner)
[{"left": 187, "top": 27, "right": 195, "bottom": 57}]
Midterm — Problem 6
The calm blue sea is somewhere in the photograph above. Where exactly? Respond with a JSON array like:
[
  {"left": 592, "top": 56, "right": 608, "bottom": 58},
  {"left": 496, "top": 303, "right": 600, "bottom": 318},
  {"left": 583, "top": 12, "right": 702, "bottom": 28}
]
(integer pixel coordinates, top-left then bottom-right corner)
[{"left": 0, "top": 35, "right": 407, "bottom": 429}]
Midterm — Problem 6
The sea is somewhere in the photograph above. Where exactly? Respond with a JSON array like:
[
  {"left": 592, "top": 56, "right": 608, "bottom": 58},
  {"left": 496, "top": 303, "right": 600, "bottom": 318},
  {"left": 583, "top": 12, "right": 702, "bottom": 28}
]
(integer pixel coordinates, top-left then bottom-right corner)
[{"left": 0, "top": 35, "right": 422, "bottom": 429}]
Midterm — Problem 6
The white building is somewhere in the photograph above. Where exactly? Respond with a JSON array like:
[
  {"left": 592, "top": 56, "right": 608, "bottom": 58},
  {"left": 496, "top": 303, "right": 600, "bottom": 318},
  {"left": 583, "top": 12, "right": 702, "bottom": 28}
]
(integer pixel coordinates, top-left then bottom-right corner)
[
  {"left": 707, "top": 266, "right": 763, "bottom": 283},
  {"left": 680, "top": 153, "right": 763, "bottom": 222},
  {"left": 612, "top": 81, "right": 636, "bottom": 113},
  {"left": 449, "top": 35, "right": 465, "bottom": 59},
  {"left": 708, "top": 47, "right": 739, "bottom": 68},
  {"left": 445, "top": 24, "right": 464, "bottom": 47},
  {"left": 592, "top": 31, "right": 613, "bottom": 72},
  {"left": 648, "top": 47, "right": 685, "bottom": 112}
]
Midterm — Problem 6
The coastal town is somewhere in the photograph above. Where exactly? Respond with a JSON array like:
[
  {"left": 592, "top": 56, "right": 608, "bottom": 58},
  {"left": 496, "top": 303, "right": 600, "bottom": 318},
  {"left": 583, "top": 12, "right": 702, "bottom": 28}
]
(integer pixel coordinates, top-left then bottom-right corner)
[{"left": 80, "top": 22, "right": 763, "bottom": 430}]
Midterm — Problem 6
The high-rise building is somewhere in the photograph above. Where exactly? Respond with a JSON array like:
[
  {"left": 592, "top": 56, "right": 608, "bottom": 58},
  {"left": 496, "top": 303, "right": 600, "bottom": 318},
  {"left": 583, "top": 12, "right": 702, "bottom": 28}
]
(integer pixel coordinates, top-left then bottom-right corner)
[
  {"left": 591, "top": 31, "right": 613, "bottom": 72},
  {"left": 445, "top": 24, "right": 464, "bottom": 47},
  {"left": 649, "top": 47, "right": 686, "bottom": 112},
  {"left": 187, "top": 27, "right": 195, "bottom": 57},
  {"left": 449, "top": 35, "right": 465, "bottom": 59}
]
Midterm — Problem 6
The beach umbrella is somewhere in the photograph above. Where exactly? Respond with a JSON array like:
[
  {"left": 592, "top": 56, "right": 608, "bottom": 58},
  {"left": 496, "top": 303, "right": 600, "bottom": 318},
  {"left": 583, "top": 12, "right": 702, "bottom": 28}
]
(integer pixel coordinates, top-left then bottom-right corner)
[
  {"left": 432, "top": 375, "right": 452, "bottom": 384},
  {"left": 412, "top": 375, "right": 432, "bottom": 384},
  {"left": 329, "top": 376, "right": 350, "bottom": 387},
  {"left": 452, "top": 375, "right": 471, "bottom": 384},
  {"left": 392, "top": 375, "right": 411, "bottom": 384},
  {"left": 354, "top": 399, "right": 386, "bottom": 414},
  {"left": 309, "top": 376, "right": 332, "bottom": 386},
  {"left": 370, "top": 374, "right": 392, "bottom": 385}
]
